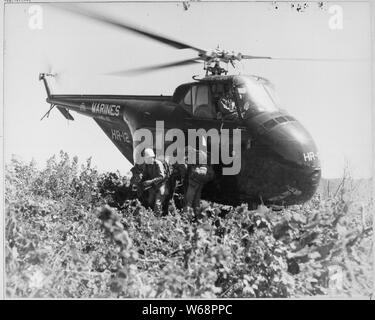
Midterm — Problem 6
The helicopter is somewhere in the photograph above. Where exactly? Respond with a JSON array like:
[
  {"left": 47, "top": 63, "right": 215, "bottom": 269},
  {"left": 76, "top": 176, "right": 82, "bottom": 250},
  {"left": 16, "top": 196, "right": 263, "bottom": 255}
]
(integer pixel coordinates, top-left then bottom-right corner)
[{"left": 40, "top": 5, "right": 322, "bottom": 207}]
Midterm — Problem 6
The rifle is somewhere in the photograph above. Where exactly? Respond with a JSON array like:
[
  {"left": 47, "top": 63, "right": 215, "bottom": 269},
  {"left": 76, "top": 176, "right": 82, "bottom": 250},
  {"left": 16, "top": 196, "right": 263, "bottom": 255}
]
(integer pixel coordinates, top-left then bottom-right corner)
[
  {"left": 133, "top": 176, "right": 168, "bottom": 192},
  {"left": 131, "top": 161, "right": 182, "bottom": 193}
]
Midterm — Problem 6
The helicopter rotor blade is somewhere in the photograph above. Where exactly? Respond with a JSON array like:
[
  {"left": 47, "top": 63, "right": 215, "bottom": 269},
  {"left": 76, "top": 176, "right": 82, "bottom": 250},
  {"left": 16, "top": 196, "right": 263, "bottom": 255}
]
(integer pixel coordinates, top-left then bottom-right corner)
[
  {"left": 239, "top": 54, "right": 368, "bottom": 62},
  {"left": 240, "top": 54, "right": 272, "bottom": 60},
  {"left": 53, "top": 4, "right": 206, "bottom": 53},
  {"left": 267, "top": 57, "right": 368, "bottom": 62},
  {"left": 104, "top": 58, "right": 202, "bottom": 76}
]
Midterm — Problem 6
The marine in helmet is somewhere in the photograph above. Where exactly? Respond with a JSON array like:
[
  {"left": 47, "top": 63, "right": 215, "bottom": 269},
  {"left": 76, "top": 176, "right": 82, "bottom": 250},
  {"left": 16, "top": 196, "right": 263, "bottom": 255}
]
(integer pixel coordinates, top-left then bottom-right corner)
[{"left": 131, "top": 148, "right": 167, "bottom": 215}]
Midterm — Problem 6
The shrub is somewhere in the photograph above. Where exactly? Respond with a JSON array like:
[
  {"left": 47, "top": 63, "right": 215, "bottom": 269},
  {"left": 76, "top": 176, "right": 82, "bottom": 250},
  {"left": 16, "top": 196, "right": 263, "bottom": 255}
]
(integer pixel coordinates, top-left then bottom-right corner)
[{"left": 5, "top": 152, "right": 373, "bottom": 298}]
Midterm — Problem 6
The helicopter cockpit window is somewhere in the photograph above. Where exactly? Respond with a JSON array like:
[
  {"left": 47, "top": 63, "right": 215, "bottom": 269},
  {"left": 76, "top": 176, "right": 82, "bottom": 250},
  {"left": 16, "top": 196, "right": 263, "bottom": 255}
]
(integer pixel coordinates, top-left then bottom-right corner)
[{"left": 236, "top": 78, "right": 280, "bottom": 117}]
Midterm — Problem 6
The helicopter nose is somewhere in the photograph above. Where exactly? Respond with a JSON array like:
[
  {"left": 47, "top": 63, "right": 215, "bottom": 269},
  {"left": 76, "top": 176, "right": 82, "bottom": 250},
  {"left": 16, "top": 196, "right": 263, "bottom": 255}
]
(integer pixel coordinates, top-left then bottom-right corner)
[
  {"left": 261, "top": 117, "right": 321, "bottom": 203},
  {"left": 264, "top": 118, "right": 320, "bottom": 169}
]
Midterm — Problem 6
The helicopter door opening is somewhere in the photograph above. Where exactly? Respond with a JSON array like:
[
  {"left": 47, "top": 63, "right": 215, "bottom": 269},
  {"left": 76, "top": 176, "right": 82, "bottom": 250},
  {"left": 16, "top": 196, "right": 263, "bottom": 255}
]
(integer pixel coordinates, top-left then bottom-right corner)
[{"left": 211, "top": 82, "right": 239, "bottom": 122}]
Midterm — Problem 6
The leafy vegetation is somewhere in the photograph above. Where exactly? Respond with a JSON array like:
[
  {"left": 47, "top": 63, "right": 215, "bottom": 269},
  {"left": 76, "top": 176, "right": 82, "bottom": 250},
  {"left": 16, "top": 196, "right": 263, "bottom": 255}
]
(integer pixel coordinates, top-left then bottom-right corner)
[{"left": 5, "top": 151, "right": 373, "bottom": 298}]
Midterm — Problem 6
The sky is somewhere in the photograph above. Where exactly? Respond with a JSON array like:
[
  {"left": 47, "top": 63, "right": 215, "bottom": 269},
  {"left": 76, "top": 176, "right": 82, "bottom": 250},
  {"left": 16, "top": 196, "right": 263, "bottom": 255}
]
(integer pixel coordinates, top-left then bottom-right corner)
[{"left": 3, "top": 0, "right": 373, "bottom": 178}]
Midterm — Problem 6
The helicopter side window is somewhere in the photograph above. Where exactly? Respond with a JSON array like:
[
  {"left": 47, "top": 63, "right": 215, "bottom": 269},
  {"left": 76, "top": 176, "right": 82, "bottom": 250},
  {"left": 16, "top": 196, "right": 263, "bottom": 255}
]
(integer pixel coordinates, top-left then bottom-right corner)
[
  {"left": 191, "top": 86, "right": 197, "bottom": 106},
  {"left": 180, "top": 87, "right": 195, "bottom": 114},
  {"left": 193, "top": 85, "right": 215, "bottom": 119},
  {"left": 183, "top": 90, "right": 192, "bottom": 105}
]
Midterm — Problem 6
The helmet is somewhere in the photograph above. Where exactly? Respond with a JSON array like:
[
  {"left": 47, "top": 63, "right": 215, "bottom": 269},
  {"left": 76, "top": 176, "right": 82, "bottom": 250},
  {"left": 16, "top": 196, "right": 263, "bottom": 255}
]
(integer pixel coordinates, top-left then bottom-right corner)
[{"left": 144, "top": 148, "right": 155, "bottom": 159}]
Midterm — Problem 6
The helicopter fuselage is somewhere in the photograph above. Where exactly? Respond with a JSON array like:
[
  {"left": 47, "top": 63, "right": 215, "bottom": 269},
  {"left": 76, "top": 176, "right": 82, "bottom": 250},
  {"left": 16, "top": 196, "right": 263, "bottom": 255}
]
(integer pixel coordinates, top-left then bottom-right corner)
[{"left": 41, "top": 73, "right": 321, "bottom": 206}]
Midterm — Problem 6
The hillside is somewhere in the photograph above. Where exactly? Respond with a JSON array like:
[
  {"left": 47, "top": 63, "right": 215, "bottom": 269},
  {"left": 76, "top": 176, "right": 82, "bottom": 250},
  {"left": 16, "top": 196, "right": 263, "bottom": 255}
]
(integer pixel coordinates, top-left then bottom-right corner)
[{"left": 5, "top": 152, "right": 373, "bottom": 298}]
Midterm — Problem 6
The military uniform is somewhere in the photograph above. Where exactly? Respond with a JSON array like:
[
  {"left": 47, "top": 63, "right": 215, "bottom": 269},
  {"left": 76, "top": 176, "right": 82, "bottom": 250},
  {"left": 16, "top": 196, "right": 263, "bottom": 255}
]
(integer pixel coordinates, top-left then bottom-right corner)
[
  {"left": 162, "top": 162, "right": 188, "bottom": 213},
  {"left": 217, "top": 97, "right": 238, "bottom": 121},
  {"left": 141, "top": 158, "right": 166, "bottom": 215},
  {"left": 184, "top": 162, "right": 214, "bottom": 213},
  {"left": 131, "top": 157, "right": 166, "bottom": 215}
]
